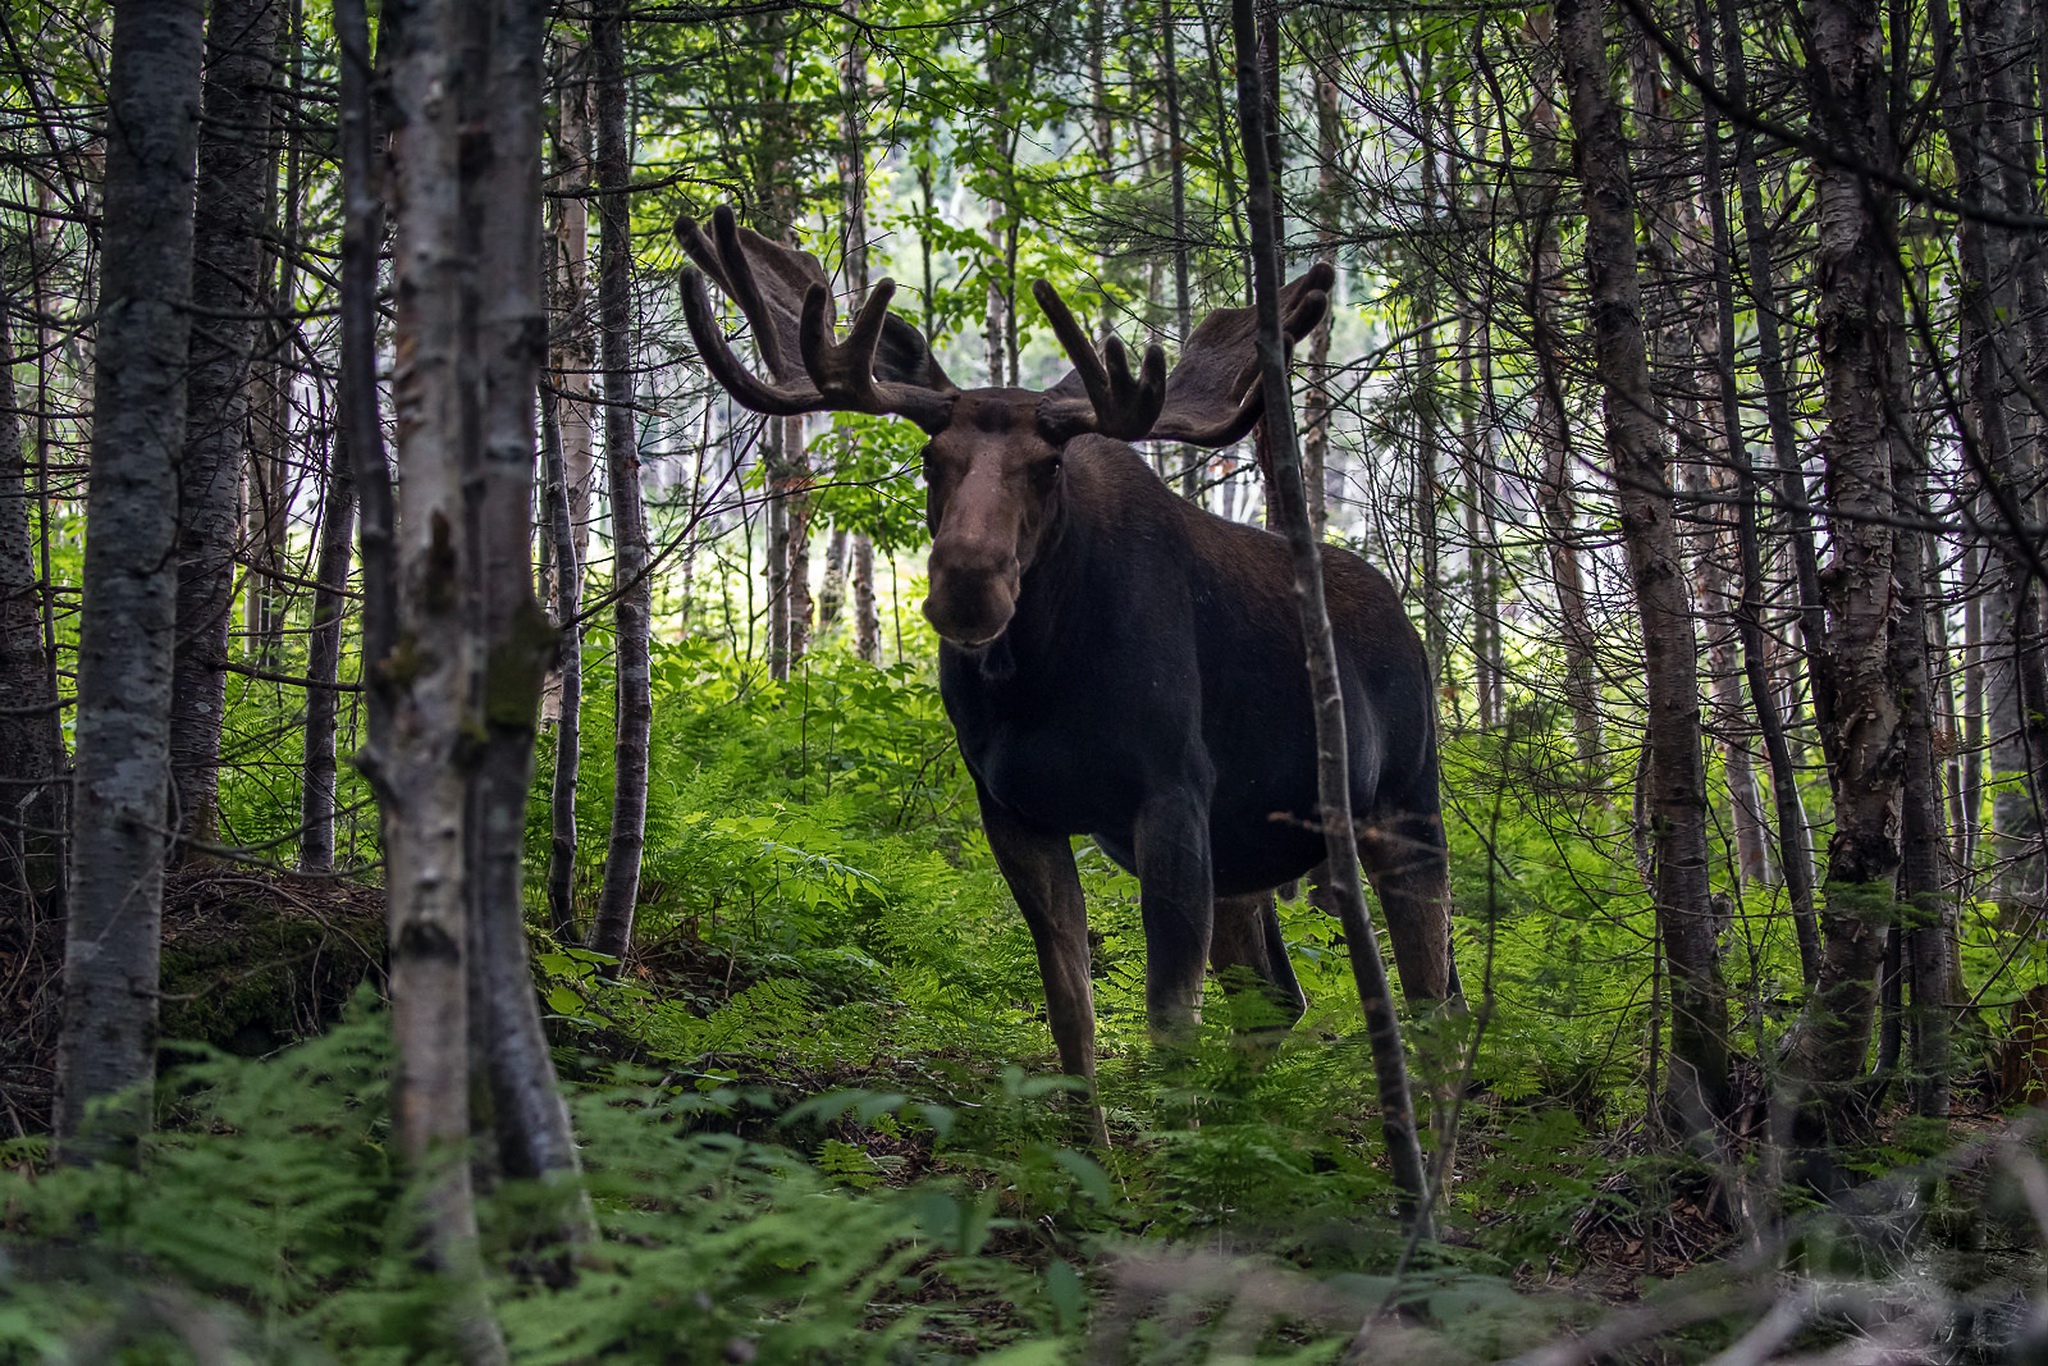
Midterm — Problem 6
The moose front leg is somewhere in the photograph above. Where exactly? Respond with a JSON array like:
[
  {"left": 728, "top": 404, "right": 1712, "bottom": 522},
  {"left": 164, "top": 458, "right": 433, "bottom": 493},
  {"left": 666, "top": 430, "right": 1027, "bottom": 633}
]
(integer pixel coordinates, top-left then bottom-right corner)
[
  {"left": 1132, "top": 789, "right": 1215, "bottom": 1042},
  {"left": 976, "top": 782, "right": 1107, "bottom": 1143},
  {"left": 1211, "top": 892, "right": 1307, "bottom": 1028}
]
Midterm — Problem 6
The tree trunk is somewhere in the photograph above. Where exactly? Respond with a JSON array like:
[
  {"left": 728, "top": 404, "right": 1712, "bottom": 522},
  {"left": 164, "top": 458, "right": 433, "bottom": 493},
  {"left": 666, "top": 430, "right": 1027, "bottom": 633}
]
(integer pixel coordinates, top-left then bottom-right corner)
[
  {"left": 550, "top": 21, "right": 597, "bottom": 577},
  {"left": 543, "top": 18, "right": 597, "bottom": 724},
  {"left": 1721, "top": 0, "right": 1834, "bottom": 767},
  {"left": 1705, "top": 529, "right": 1774, "bottom": 891},
  {"left": 818, "top": 4, "right": 858, "bottom": 654},
  {"left": 338, "top": 0, "right": 394, "bottom": 693},
  {"left": 1460, "top": 316, "right": 1504, "bottom": 730},
  {"left": 321, "top": 0, "right": 387, "bottom": 879},
  {"left": 243, "top": 0, "right": 302, "bottom": 671},
  {"left": 817, "top": 526, "right": 849, "bottom": 635},
  {"left": 839, "top": 4, "right": 881, "bottom": 665},
  {"left": 52, "top": 0, "right": 207, "bottom": 1163},
  {"left": 586, "top": 0, "right": 650, "bottom": 964},
  {"left": 543, "top": 386, "right": 583, "bottom": 943},
  {"left": 765, "top": 419, "right": 791, "bottom": 679},
  {"left": 372, "top": 0, "right": 517, "bottom": 1350},
  {"left": 786, "top": 416, "right": 813, "bottom": 670},
  {"left": 1297, "top": 38, "right": 1340, "bottom": 531},
  {"left": 1632, "top": 29, "right": 1774, "bottom": 895},
  {"left": 1414, "top": 330, "right": 1445, "bottom": 684},
  {"left": 1557, "top": 0, "right": 1729, "bottom": 1127},
  {"left": 1783, "top": 0, "right": 1908, "bottom": 1106},
  {"left": 1952, "top": 0, "right": 2048, "bottom": 916},
  {"left": 1232, "top": 0, "right": 1432, "bottom": 1234},
  {"left": 383, "top": 0, "right": 486, "bottom": 1279},
  {"left": 1526, "top": 10, "right": 1601, "bottom": 770},
  {"left": 1163, "top": 0, "right": 1200, "bottom": 501},
  {"left": 1894, "top": 451, "right": 1951, "bottom": 1118},
  {"left": 168, "top": 0, "right": 280, "bottom": 851},
  {"left": 852, "top": 533, "right": 880, "bottom": 664},
  {"left": 299, "top": 433, "right": 355, "bottom": 874},
  {"left": 1709, "top": 0, "right": 1820, "bottom": 983},
  {"left": 464, "top": 0, "right": 588, "bottom": 1209},
  {"left": 0, "top": 289, "right": 63, "bottom": 908},
  {"left": 1958, "top": 539, "right": 1986, "bottom": 874}
]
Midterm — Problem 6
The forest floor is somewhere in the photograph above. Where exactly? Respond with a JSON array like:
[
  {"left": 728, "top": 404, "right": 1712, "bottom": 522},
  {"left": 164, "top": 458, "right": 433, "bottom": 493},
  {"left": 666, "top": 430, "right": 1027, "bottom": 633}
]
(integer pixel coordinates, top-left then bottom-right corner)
[
  {"left": 0, "top": 866, "right": 383, "bottom": 1141},
  {"left": 7, "top": 798, "right": 2045, "bottom": 1362}
]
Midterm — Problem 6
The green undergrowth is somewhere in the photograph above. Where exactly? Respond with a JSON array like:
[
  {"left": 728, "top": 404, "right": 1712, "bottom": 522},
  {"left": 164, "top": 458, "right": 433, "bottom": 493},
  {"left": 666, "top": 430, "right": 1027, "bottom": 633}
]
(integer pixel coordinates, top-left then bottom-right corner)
[
  {"left": 9, "top": 639, "right": 2040, "bottom": 1360},
  {"left": 0, "top": 1003, "right": 1623, "bottom": 1364}
]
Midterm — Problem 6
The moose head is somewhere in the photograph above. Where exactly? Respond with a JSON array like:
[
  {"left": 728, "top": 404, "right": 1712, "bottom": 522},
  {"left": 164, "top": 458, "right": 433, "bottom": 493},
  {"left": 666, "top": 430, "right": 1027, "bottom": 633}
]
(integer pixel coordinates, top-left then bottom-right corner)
[{"left": 676, "top": 206, "right": 1334, "bottom": 648}]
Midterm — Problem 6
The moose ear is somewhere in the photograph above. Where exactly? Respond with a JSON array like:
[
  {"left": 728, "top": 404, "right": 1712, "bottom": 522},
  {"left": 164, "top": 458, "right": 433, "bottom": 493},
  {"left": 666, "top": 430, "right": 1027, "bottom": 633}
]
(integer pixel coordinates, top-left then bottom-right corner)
[
  {"left": 873, "top": 310, "right": 954, "bottom": 395},
  {"left": 1146, "top": 263, "right": 1336, "bottom": 447}
]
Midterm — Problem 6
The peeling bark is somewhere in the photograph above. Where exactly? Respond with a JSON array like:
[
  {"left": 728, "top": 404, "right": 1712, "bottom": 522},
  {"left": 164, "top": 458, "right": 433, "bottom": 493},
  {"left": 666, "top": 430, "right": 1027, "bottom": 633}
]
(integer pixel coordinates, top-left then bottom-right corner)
[{"left": 1784, "top": 0, "right": 1908, "bottom": 1103}]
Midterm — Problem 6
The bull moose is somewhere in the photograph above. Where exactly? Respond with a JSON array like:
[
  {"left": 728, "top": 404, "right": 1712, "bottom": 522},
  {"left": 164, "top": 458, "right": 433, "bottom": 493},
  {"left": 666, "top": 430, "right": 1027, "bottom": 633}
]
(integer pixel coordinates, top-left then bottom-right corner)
[{"left": 678, "top": 208, "right": 1457, "bottom": 1135}]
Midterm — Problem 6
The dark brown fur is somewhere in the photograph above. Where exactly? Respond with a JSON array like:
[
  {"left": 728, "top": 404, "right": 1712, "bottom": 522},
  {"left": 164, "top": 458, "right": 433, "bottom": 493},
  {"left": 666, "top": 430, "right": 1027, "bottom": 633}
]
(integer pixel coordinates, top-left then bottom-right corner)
[{"left": 929, "top": 427, "right": 1457, "bottom": 1141}]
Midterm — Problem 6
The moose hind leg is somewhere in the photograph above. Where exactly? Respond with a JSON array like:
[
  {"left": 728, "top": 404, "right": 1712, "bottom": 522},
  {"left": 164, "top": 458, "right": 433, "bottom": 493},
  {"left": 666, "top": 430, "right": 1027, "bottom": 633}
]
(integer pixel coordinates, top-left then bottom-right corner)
[
  {"left": 1357, "top": 811, "right": 1458, "bottom": 1004},
  {"left": 977, "top": 785, "right": 1105, "bottom": 1140},
  {"left": 1210, "top": 892, "right": 1307, "bottom": 1028},
  {"left": 1133, "top": 789, "right": 1214, "bottom": 1042}
]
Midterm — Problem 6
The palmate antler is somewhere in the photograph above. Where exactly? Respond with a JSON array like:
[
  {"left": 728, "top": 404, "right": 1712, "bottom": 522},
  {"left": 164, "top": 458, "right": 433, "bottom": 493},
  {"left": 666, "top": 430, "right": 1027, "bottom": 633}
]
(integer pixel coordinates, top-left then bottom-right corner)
[
  {"left": 1035, "top": 262, "right": 1337, "bottom": 448},
  {"left": 677, "top": 206, "right": 958, "bottom": 431}
]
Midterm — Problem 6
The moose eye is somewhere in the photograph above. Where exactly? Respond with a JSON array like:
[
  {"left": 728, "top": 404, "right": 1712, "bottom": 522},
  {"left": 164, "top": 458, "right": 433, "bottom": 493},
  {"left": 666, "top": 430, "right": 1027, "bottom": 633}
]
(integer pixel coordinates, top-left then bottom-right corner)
[{"left": 1032, "top": 454, "right": 1063, "bottom": 488}]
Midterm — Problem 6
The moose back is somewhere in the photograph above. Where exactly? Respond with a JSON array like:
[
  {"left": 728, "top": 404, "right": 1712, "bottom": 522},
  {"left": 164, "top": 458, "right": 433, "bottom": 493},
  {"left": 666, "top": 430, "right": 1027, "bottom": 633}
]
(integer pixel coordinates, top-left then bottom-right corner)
[{"left": 678, "top": 209, "right": 1456, "bottom": 1131}]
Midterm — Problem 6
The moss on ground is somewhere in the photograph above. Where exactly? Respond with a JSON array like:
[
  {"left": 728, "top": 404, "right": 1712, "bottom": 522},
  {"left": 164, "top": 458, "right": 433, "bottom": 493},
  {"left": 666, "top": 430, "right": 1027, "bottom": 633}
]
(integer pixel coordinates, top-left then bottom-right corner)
[{"left": 159, "top": 869, "right": 383, "bottom": 1057}]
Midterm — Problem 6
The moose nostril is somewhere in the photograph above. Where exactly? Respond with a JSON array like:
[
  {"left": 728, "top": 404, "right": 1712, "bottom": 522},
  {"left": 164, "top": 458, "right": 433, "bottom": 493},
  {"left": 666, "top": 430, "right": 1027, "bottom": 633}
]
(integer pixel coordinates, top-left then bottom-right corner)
[
  {"left": 923, "top": 565, "right": 1018, "bottom": 646},
  {"left": 928, "top": 536, "right": 1015, "bottom": 579}
]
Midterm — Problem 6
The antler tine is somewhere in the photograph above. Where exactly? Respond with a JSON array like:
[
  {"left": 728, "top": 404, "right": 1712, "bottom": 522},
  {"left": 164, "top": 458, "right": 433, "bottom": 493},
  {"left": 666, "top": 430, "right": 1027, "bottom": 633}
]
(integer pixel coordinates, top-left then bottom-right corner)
[
  {"left": 1282, "top": 274, "right": 1331, "bottom": 341},
  {"left": 799, "top": 279, "right": 892, "bottom": 404},
  {"left": 1033, "top": 279, "right": 1109, "bottom": 397},
  {"left": 679, "top": 267, "right": 827, "bottom": 417},
  {"left": 712, "top": 206, "right": 811, "bottom": 378},
  {"left": 1031, "top": 279, "right": 1167, "bottom": 441},
  {"left": 1102, "top": 336, "right": 1169, "bottom": 439},
  {"left": 678, "top": 206, "right": 957, "bottom": 429},
  {"left": 1149, "top": 272, "right": 1334, "bottom": 447},
  {"left": 797, "top": 278, "right": 958, "bottom": 431}
]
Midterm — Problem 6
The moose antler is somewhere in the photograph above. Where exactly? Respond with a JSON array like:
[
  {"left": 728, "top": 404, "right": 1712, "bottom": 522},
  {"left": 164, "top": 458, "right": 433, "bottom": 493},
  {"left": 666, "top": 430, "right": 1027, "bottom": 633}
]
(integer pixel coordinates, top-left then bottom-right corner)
[
  {"left": 1032, "top": 280, "right": 1168, "bottom": 441},
  {"left": 678, "top": 206, "right": 956, "bottom": 431},
  {"left": 1030, "top": 263, "right": 1336, "bottom": 449},
  {"left": 1150, "top": 262, "right": 1336, "bottom": 446}
]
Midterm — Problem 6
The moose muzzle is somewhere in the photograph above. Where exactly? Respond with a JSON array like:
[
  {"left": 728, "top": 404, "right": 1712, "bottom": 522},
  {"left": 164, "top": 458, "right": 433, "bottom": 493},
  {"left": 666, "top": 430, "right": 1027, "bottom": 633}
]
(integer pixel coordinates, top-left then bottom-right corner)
[{"left": 923, "top": 540, "right": 1020, "bottom": 647}]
